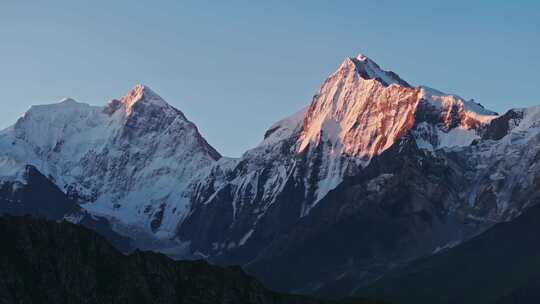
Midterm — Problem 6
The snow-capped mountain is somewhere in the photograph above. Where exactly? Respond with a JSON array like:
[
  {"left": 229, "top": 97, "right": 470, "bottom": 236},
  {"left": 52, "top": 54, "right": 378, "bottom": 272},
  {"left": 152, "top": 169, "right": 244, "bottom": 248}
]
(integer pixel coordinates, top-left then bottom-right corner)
[
  {"left": 2, "top": 53, "right": 539, "bottom": 296},
  {"left": 298, "top": 55, "right": 496, "bottom": 201},
  {"left": 178, "top": 54, "right": 499, "bottom": 261},
  {"left": 178, "top": 54, "right": 540, "bottom": 295},
  {"left": 0, "top": 84, "right": 220, "bottom": 243}
]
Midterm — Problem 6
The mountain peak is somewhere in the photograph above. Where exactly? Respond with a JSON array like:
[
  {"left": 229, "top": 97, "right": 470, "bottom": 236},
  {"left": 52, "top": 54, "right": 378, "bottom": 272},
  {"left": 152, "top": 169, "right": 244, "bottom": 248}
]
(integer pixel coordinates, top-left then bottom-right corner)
[
  {"left": 121, "top": 84, "right": 169, "bottom": 114},
  {"left": 58, "top": 97, "right": 79, "bottom": 104},
  {"left": 355, "top": 53, "right": 370, "bottom": 61},
  {"left": 337, "top": 54, "right": 411, "bottom": 88}
]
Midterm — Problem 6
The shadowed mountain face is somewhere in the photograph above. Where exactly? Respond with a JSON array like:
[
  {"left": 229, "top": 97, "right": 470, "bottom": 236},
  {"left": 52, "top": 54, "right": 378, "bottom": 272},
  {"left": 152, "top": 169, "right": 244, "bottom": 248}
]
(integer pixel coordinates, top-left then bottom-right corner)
[
  {"left": 355, "top": 203, "right": 540, "bottom": 304},
  {"left": 0, "top": 216, "right": 387, "bottom": 304},
  {"left": 0, "top": 165, "right": 79, "bottom": 218},
  {"left": 0, "top": 164, "right": 131, "bottom": 251}
]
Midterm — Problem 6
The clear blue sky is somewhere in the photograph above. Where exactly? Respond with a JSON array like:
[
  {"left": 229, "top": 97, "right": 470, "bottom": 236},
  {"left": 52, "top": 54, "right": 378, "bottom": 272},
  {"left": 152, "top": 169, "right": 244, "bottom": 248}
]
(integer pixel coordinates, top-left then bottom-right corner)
[{"left": 1, "top": 1, "right": 539, "bottom": 156}]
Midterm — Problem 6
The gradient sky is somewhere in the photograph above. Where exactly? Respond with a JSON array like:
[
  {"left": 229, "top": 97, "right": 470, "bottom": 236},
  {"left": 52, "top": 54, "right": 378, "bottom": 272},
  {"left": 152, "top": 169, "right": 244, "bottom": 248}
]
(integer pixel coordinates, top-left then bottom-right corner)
[{"left": 1, "top": 1, "right": 539, "bottom": 156}]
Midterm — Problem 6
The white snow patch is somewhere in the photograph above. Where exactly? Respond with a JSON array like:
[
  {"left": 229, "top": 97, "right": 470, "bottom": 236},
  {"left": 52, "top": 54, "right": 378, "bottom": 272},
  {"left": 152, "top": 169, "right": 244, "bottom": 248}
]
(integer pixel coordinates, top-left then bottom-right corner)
[
  {"left": 433, "top": 240, "right": 460, "bottom": 254},
  {"left": 239, "top": 229, "right": 255, "bottom": 246},
  {"left": 259, "top": 107, "right": 307, "bottom": 146},
  {"left": 0, "top": 156, "right": 26, "bottom": 183},
  {"left": 437, "top": 127, "right": 479, "bottom": 148}
]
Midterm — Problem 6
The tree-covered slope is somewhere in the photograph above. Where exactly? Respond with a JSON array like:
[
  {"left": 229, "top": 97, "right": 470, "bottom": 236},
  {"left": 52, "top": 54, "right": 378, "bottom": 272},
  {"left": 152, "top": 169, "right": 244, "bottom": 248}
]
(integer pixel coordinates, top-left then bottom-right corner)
[{"left": 0, "top": 216, "right": 386, "bottom": 304}]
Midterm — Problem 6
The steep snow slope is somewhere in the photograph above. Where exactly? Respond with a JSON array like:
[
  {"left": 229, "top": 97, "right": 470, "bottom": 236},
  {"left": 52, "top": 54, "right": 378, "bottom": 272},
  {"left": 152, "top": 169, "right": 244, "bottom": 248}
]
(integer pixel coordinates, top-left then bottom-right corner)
[
  {"left": 0, "top": 85, "right": 220, "bottom": 240},
  {"left": 412, "top": 86, "right": 497, "bottom": 150},
  {"left": 452, "top": 106, "right": 540, "bottom": 220}
]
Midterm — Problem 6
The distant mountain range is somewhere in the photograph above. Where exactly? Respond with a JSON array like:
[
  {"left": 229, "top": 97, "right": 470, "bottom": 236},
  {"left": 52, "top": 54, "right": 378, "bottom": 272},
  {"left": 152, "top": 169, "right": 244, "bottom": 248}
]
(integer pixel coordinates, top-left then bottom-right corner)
[{"left": 1, "top": 53, "right": 539, "bottom": 301}]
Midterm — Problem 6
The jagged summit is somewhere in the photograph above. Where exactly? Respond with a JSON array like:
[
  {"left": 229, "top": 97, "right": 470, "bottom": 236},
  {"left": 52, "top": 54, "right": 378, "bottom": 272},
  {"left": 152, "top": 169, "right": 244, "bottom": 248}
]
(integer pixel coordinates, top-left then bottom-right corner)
[
  {"left": 337, "top": 53, "right": 411, "bottom": 88},
  {"left": 102, "top": 84, "right": 189, "bottom": 122},
  {"left": 289, "top": 53, "right": 500, "bottom": 204},
  {"left": 299, "top": 54, "right": 419, "bottom": 159},
  {"left": 120, "top": 84, "right": 170, "bottom": 114},
  {"left": 301, "top": 54, "right": 498, "bottom": 158},
  {"left": 355, "top": 53, "right": 370, "bottom": 61}
]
